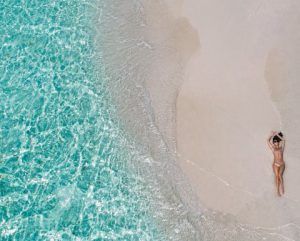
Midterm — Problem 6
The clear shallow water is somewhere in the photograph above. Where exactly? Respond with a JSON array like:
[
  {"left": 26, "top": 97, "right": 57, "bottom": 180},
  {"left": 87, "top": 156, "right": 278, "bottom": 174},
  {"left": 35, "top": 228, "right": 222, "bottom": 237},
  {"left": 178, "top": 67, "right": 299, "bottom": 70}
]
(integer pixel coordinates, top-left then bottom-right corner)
[{"left": 0, "top": 1, "right": 165, "bottom": 240}]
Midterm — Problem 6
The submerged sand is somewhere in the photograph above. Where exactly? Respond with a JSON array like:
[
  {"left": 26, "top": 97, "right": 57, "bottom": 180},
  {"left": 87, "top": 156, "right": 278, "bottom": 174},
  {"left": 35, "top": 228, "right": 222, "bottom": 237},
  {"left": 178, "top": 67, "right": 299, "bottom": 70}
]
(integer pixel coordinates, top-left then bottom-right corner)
[{"left": 176, "top": 0, "right": 300, "bottom": 238}]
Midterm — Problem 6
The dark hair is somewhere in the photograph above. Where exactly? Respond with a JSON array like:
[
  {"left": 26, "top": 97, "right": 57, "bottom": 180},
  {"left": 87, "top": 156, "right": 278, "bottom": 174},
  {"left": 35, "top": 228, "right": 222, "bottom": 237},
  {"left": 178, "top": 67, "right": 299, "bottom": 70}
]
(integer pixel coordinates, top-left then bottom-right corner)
[{"left": 273, "top": 132, "right": 283, "bottom": 143}]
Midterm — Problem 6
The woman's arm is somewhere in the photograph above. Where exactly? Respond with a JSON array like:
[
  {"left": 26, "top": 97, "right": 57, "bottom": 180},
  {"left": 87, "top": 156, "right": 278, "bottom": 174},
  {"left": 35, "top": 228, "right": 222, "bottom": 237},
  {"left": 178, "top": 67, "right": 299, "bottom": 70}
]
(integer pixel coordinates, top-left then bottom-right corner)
[
  {"left": 279, "top": 136, "right": 285, "bottom": 151},
  {"left": 277, "top": 134, "right": 284, "bottom": 141},
  {"left": 277, "top": 133, "right": 285, "bottom": 151},
  {"left": 281, "top": 140, "right": 285, "bottom": 151},
  {"left": 268, "top": 131, "right": 277, "bottom": 142},
  {"left": 267, "top": 131, "right": 276, "bottom": 151},
  {"left": 267, "top": 140, "right": 274, "bottom": 151}
]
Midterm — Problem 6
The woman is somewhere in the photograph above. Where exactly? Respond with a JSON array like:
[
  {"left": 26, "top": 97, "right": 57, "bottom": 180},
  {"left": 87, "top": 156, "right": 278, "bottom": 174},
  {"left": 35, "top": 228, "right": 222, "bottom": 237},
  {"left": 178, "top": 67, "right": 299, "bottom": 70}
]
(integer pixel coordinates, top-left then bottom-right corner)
[{"left": 267, "top": 131, "right": 285, "bottom": 196}]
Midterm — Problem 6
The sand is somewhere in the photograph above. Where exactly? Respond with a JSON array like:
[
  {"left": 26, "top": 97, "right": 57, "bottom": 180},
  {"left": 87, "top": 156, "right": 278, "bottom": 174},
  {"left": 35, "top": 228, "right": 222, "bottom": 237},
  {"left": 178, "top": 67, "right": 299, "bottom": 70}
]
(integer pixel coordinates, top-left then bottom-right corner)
[{"left": 175, "top": 0, "right": 300, "bottom": 237}]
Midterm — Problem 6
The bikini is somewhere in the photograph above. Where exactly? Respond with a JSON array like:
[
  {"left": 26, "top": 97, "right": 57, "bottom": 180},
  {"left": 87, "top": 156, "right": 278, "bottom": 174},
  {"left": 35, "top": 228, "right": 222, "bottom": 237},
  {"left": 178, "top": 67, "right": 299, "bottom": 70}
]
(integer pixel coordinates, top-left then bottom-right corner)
[
  {"left": 273, "top": 160, "right": 284, "bottom": 167},
  {"left": 273, "top": 145, "right": 284, "bottom": 167}
]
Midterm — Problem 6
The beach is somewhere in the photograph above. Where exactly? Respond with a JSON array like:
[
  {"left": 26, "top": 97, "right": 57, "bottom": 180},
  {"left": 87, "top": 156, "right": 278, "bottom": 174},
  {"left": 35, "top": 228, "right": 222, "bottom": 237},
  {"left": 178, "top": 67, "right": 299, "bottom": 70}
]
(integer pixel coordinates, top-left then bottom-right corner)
[{"left": 176, "top": 0, "right": 300, "bottom": 238}]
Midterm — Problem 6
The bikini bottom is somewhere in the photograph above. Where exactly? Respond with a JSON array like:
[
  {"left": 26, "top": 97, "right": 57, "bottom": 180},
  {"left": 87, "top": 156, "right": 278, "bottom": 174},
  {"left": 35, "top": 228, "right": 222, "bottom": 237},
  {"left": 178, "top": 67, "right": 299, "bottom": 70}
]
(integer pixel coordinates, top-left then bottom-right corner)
[{"left": 274, "top": 162, "right": 284, "bottom": 167}]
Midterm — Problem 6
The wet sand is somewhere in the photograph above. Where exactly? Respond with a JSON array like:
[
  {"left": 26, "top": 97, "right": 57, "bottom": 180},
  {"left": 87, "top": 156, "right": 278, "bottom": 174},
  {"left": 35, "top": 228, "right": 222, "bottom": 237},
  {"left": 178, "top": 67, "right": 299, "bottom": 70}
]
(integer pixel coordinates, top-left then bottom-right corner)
[{"left": 176, "top": 0, "right": 300, "bottom": 237}]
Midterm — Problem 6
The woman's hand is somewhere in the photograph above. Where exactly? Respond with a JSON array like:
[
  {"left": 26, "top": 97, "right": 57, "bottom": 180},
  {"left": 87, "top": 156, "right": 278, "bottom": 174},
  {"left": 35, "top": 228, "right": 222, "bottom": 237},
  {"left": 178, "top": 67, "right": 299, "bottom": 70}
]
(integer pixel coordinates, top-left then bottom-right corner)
[{"left": 278, "top": 134, "right": 285, "bottom": 141}]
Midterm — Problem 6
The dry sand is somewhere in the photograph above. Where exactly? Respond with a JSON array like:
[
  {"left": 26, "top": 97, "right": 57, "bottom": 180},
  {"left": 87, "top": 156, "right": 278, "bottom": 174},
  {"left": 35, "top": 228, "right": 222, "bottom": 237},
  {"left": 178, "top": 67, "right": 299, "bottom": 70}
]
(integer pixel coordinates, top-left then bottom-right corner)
[{"left": 175, "top": 0, "right": 300, "bottom": 236}]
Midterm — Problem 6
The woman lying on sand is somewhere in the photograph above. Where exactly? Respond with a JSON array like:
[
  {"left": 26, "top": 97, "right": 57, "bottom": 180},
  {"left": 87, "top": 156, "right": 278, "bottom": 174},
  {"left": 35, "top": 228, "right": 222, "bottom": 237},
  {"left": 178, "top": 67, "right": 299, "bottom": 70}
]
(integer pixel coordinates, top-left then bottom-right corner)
[{"left": 267, "top": 131, "right": 285, "bottom": 196}]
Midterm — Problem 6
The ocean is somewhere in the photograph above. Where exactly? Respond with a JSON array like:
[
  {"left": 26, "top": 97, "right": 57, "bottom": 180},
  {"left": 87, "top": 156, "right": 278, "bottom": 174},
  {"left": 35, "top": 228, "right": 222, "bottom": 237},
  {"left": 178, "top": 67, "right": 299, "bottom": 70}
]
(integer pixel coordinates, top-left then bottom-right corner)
[{"left": 0, "top": 0, "right": 200, "bottom": 240}]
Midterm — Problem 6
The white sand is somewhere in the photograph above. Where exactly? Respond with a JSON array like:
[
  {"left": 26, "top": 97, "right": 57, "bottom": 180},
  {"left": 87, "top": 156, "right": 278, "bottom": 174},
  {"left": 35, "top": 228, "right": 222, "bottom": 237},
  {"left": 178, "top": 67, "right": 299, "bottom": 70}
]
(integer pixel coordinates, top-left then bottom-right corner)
[{"left": 176, "top": 0, "right": 300, "bottom": 236}]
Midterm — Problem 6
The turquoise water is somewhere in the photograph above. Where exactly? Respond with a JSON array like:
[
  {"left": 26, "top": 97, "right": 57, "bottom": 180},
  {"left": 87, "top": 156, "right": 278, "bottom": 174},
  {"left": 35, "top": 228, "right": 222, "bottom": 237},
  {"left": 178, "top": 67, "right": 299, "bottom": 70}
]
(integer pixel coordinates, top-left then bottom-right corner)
[{"left": 0, "top": 1, "right": 165, "bottom": 240}]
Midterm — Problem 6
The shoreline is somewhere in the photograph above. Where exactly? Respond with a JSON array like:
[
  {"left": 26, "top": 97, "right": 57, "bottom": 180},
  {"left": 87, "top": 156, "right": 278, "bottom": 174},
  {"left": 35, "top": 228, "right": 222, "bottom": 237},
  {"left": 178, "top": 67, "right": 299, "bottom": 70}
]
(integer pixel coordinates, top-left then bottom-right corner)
[
  {"left": 94, "top": 1, "right": 205, "bottom": 239},
  {"left": 176, "top": 0, "right": 300, "bottom": 236}
]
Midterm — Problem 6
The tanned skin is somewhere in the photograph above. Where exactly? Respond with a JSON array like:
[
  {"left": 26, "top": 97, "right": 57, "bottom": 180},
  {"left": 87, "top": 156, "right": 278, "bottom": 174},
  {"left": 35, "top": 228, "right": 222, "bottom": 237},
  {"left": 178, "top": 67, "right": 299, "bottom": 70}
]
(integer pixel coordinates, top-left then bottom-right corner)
[{"left": 267, "top": 131, "right": 285, "bottom": 196}]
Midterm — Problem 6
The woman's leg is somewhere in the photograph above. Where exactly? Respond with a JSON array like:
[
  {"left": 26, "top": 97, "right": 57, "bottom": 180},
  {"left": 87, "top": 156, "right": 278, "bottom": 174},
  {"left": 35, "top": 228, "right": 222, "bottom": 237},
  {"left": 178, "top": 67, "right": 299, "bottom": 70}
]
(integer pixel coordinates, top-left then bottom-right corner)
[
  {"left": 273, "top": 164, "right": 281, "bottom": 196},
  {"left": 279, "top": 164, "right": 285, "bottom": 194}
]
